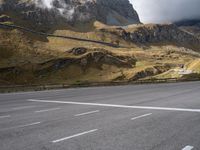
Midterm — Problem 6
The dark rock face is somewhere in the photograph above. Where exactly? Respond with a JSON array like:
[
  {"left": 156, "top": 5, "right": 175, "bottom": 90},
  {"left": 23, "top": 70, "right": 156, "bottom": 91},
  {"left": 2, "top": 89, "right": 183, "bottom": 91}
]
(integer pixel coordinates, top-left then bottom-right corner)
[
  {"left": 128, "top": 24, "right": 199, "bottom": 43},
  {"left": 40, "top": 49, "right": 136, "bottom": 72},
  {"left": 121, "top": 24, "right": 200, "bottom": 50},
  {"left": 130, "top": 65, "right": 171, "bottom": 81},
  {"left": 0, "top": 15, "right": 12, "bottom": 22},
  {"left": 175, "top": 19, "right": 200, "bottom": 27},
  {"left": 68, "top": 47, "right": 87, "bottom": 55},
  {"left": 0, "top": 0, "right": 140, "bottom": 26},
  {"left": 175, "top": 19, "right": 200, "bottom": 39},
  {"left": 99, "top": 23, "right": 200, "bottom": 51},
  {"left": 94, "top": 0, "right": 140, "bottom": 25}
]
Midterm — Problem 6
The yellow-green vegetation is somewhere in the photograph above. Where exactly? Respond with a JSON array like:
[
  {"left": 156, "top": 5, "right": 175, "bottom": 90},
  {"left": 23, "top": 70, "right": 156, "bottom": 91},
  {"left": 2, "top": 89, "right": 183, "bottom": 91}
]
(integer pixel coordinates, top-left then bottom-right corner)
[
  {"left": 0, "top": 14, "right": 13, "bottom": 25},
  {"left": 186, "top": 59, "right": 200, "bottom": 73},
  {"left": 0, "top": 19, "right": 200, "bottom": 85}
]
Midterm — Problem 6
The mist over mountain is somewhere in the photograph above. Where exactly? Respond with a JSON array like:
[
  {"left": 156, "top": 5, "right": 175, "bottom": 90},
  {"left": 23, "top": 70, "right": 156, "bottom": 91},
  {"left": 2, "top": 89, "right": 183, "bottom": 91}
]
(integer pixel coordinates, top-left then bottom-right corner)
[{"left": 131, "top": 0, "right": 200, "bottom": 23}]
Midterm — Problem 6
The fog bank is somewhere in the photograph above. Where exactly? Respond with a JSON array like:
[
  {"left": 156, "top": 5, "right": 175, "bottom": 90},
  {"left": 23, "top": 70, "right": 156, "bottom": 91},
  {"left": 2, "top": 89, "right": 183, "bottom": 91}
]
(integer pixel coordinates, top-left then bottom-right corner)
[{"left": 130, "top": 0, "right": 200, "bottom": 23}]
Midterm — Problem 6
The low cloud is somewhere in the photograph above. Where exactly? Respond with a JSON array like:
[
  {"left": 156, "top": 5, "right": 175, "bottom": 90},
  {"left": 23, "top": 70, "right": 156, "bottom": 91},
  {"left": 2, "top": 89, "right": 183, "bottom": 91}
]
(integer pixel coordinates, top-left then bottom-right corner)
[
  {"left": 130, "top": 0, "right": 200, "bottom": 23},
  {"left": 35, "top": 0, "right": 54, "bottom": 9},
  {"left": 34, "top": 0, "right": 75, "bottom": 19}
]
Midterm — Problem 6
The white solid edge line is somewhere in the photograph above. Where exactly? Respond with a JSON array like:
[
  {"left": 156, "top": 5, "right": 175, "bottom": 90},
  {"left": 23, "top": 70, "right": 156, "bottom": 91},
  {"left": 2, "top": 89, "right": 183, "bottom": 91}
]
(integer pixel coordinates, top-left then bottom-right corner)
[
  {"left": 75, "top": 110, "right": 100, "bottom": 117},
  {"left": 0, "top": 115, "right": 10, "bottom": 119},
  {"left": 182, "top": 145, "right": 194, "bottom": 150},
  {"left": 35, "top": 108, "right": 61, "bottom": 113},
  {"left": 52, "top": 129, "right": 98, "bottom": 143},
  {"left": 131, "top": 113, "right": 152, "bottom": 120},
  {"left": 28, "top": 99, "right": 200, "bottom": 113}
]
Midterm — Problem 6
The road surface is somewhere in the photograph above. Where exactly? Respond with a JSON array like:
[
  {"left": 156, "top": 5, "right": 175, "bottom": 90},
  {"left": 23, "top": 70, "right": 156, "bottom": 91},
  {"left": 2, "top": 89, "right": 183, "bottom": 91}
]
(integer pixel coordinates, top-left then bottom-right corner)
[{"left": 0, "top": 81, "right": 200, "bottom": 150}]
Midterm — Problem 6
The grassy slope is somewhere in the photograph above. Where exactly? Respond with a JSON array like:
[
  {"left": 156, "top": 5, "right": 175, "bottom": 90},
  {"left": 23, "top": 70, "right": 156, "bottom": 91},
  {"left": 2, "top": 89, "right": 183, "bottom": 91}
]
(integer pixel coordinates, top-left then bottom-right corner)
[
  {"left": 0, "top": 19, "right": 200, "bottom": 85},
  {"left": 186, "top": 59, "right": 200, "bottom": 73}
]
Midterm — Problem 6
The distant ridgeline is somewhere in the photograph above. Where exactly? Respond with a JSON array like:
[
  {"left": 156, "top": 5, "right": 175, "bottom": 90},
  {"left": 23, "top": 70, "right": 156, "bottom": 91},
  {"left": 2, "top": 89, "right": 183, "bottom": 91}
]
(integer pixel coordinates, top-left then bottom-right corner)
[{"left": 175, "top": 19, "right": 200, "bottom": 26}]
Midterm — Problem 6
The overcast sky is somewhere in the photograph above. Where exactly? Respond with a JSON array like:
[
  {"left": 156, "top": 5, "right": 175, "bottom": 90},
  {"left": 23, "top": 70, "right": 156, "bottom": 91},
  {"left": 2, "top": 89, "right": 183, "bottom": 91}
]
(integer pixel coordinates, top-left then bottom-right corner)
[{"left": 130, "top": 0, "right": 200, "bottom": 23}]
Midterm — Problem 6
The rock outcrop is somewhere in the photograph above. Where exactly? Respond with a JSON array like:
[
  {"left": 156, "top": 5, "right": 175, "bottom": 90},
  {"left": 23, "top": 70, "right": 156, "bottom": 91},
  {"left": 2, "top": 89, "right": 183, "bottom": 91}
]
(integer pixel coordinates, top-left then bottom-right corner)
[
  {"left": 0, "top": 0, "right": 140, "bottom": 26},
  {"left": 100, "top": 24, "right": 200, "bottom": 50},
  {"left": 126, "top": 24, "right": 200, "bottom": 46},
  {"left": 41, "top": 49, "right": 136, "bottom": 72},
  {"left": 176, "top": 19, "right": 200, "bottom": 39},
  {"left": 0, "top": 15, "right": 12, "bottom": 23}
]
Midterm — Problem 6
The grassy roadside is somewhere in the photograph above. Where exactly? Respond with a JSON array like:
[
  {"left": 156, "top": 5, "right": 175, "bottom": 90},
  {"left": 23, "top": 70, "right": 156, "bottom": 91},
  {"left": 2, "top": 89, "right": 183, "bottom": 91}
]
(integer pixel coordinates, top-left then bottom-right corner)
[{"left": 0, "top": 78, "right": 199, "bottom": 93}]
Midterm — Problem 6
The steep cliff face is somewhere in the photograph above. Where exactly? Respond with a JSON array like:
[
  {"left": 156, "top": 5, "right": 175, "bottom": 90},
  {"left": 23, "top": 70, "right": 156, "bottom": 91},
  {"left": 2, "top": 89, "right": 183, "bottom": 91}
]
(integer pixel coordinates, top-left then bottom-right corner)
[
  {"left": 100, "top": 24, "right": 200, "bottom": 51},
  {"left": 0, "top": 0, "right": 140, "bottom": 27},
  {"left": 176, "top": 19, "right": 200, "bottom": 39},
  {"left": 126, "top": 24, "right": 200, "bottom": 48}
]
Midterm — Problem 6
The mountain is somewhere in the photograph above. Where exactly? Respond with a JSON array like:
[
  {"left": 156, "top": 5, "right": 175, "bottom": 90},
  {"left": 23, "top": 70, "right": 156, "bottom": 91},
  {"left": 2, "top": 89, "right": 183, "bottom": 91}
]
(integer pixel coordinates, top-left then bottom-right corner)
[
  {"left": 0, "top": 0, "right": 140, "bottom": 29},
  {"left": 175, "top": 19, "right": 200, "bottom": 26},
  {"left": 175, "top": 19, "right": 200, "bottom": 39},
  {"left": 0, "top": 1, "right": 200, "bottom": 86}
]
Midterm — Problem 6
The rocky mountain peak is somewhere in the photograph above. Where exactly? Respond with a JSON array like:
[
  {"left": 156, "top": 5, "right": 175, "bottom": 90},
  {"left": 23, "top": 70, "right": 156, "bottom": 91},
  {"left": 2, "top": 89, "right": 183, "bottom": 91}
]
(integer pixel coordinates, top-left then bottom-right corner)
[{"left": 0, "top": 0, "right": 140, "bottom": 27}]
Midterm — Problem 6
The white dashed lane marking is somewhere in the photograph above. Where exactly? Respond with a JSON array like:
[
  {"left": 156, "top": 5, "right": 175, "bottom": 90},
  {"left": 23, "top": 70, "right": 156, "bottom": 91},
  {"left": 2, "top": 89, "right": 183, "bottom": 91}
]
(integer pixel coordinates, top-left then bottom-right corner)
[
  {"left": 0, "top": 115, "right": 10, "bottom": 119},
  {"left": 182, "top": 145, "right": 194, "bottom": 150},
  {"left": 15, "top": 122, "right": 41, "bottom": 128},
  {"left": 75, "top": 110, "right": 100, "bottom": 117},
  {"left": 52, "top": 129, "right": 98, "bottom": 143},
  {"left": 131, "top": 113, "right": 152, "bottom": 120},
  {"left": 35, "top": 108, "right": 61, "bottom": 113},
  {"left": 11, "top": 106, "right": 36, "bottom": 110},
  {"left": 0, "top": 122, "right": 41, "bottom": 131}
]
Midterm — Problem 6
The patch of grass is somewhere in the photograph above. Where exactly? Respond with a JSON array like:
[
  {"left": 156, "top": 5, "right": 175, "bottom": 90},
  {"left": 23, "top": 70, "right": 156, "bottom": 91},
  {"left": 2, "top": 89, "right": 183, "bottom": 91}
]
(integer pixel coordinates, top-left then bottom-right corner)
[
  {"left": 182, "top": 73, "right": 200, "bottom": 80},
  {"left": 186, "top": 59, "right": 200, "bottom": 73},
  {"left": 0, "top": 45, "right": 13, "bottom": 59}
]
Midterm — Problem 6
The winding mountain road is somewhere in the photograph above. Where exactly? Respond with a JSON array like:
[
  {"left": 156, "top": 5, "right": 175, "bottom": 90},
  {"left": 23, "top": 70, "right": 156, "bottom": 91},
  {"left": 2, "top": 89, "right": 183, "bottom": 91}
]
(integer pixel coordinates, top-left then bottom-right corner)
[{"left": 0, "top": 23, "right": 123, "bottom": 48}]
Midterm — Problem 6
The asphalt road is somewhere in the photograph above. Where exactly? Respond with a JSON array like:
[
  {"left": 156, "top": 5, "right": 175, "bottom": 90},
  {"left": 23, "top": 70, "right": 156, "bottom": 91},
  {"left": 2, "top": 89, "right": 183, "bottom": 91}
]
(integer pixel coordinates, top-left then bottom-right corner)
[{"left": 0, "top": 81, "right": 200, "bottom": 150}]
